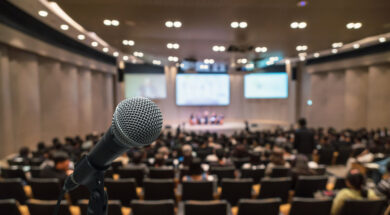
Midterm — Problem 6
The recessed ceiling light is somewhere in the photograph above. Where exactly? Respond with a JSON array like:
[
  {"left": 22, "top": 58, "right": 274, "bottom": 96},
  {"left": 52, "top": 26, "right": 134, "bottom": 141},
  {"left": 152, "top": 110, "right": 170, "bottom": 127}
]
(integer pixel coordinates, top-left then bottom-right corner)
[
  {"left": 212, "top": 45, "right": 225, "bottom": 52},
  {"left": 313, "top": 53, "right": 320, "bottom": 58},
  {"left": 77, "top": 34, "right": 85, "bottom": 40},
  {"left": 296, "top": 45, "right": 308, "bottom": 51},
  {"left": 113, "top": 52, "right": 119, "bottom": 57},
  {"left": 298, "top": 52, "right": 307, "bottom": 57},
  {"left": 239, "top": 22, "right": 248, "bottom": 28},
  {"left": 168, "top": 56, "right": 178, "bottom": 62},
  {"left": 91, "top": 41, "right": 98, "bottom": 47},
  {"left": 353, "top": 43, "right": 360, "bottom": 49},
  {"left": 123, "top": 56, "right": 129, "bottom": 61},
  {"left": 153, "top": 60, "right": 161, "bottom": 65},
  {"left": 111, "top": 20, "right": 120, "bottom": 26},
  {"left": 60, "top": 24, "right": 69, "bottom": 30},
  {"left": 165, "top": 21, "right": 173, "bottom": 28},
  {"left": 38, "top": 10, "right": 48, "bottom": 17},
  {"left": 204, "top": 59, "right": 215, "bottom": 64},
  {"left": 379, "top": 37, "right": 386, "bottom": 43},
  {"left": 134, "top": 51, "right": 144, "bottom": 57},
  {"left": 332, "top": 42, "right": 343, "bottom": 48},
  {"left": 346, "top": 22, "right": 362, "bottom": 29},
  {"left": 172, "top": 43, "right": 180, "bottom": 49},
  {"left": 122, "top": 40, "right": 128, "bottom": 45},
  {"left": 102, "top": 47, "right": 109, "bottom": 52},
  {"left": 128, "top": 40, "right": 134, "bottom": 46},
  {"left": 290, "top": 22, "right": 299, "bottom": 29},
  {"left": 230, "top": 21, "right": 239, "bottom": 28},
  {"left": 299, "top": 56, "right": 306, "bottom": 61},
  {"left": 298, "top": 22, "right": 307, "bottom": 29},
  {"left": 332, "top": 49, "right": 338, "bottom": 54},
  {"left": 103, "top": 19, "right": 111, "bottom": 26},
  {"left": 354, "top": 22, "right": 362, "bottom": 29},
  {"left": 173, "top": 21, "right": 182, "bottom": 28},
  {"left": 255, "top": 47, "right": 267, "bottom": 53}
]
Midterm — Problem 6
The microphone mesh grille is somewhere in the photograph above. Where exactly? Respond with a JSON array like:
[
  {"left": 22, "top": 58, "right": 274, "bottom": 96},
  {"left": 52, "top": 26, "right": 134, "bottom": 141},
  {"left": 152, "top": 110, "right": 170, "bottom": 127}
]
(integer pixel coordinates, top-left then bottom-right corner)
[{"left": 112, "top": 97, "right": 163, "bottom": 147}]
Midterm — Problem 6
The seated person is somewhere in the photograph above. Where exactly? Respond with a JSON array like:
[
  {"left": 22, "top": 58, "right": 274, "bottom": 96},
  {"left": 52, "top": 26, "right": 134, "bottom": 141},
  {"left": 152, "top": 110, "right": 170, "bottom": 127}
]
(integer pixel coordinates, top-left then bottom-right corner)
[
  {"left": 375, "top": 161, "right": 390, "bottom": 199},
  {"left": 331, "top": 169, "right": 379, "bottom": 215},
  {"left": 126, "top": 151, "right": 148, "bottom": 169},
  {"left": 265, "top": 149, "right": 291, "bottom": 176},
  {"left": 153, "top": 153, "right": 167, "bottom": 168},
  {"left": 209, "top": 149, "right": 233, "bottom": 167},
  {"left": 291, "top": 154, "right": 316, "bottom": 188},
  {"left": 40, "top": 151, "right": 73, "bottom": 183},
  {"left": 182, "top": 158, "right": 210, "bottom": 181}
]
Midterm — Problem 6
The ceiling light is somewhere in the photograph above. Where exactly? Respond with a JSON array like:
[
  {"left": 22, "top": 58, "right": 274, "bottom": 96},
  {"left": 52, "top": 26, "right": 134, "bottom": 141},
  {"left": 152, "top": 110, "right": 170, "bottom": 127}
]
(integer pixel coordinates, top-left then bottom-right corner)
[
  {"left": 313, "top": 53, "right": 320, "bottom": 58},
  {"left": 122, "top": 40, "right": 129, "bottom": 45},
  {"left": 332, "top": 49, "right": 338, "bottom": 54},
  {"left": 38, "top": 10, "right": 48, "bottom": 17},
  {"left": 332, "top": 42, "right": 343, "bottom": 48},
  {"left": 111, "top": 20, "right": 120, "bottom": 26},
  {"left": 239, "top": 22, "right": 248, "bottom": 28},
  {"left": 346, "top": 23, "right": 354, "bottom": 29},
  {"left": 212, "top": 45, "right": 225, "bottom": 52},
  {"left": 299, "top": 56, "right": 306, "bottom": 61},
  {"left": 133, "top": 52, "right": 144, "bottom": 57},
  {"left": 298, "top": 52, "right": 307, "bottom": 57},
  {"left": 173, "top": 21, "right": 182, "bottom": 28},
  {"left": 204, "top": 59, "right": 215, "bottom": 64},
  {"left": 354, "top": 22, "right": 362, "bottom": 29},
  {"left": 379, "top": 37, "right": 386, "bottom": 43},
  {"left": 353, "top": 43, "right": 360, "bottom": 49},
  {"left": 102, "top": 47, "right": 109, "bottom": 52},
  {"left": 128, "top": 40, "right": 134, "bottom": 46},
  {"left": 165, "top": 21, "right": 173, "bottom": 28},
  {"left": 255, "top": 47, "right": 267, "bottom": 53},
  {"left": 123, "top": 56, "right": 129, "bottom": 61},
  {"left": 91, "top": 41, "right": 98, "bottom": 47},
  {"left": 103, "top": 19, "right": 111, "bottom": 26},
  {"left": 77, "top": 34, "right": 85, "bottom": 40},
  {"left": 168, "top": 56, "right": 178, "bottom": 62},
  {"left": 296, "top": 45, "right": 308, "bottom": 51},
  {"left": 298, "top": 22, "right": 307, "bottom": 29},
  {"left": 346, "top": 22, "right": 362, "bottom": 29},
  {"left": 297, "top": 1, "right": 307, "bottom": 7},
  {"left": 290, "top": 22, "right": 299, "bottom": 29},
  {"left": 113, "top": 52, "right": 119, "bottom": 57},
  {"left": 219, "top": 46, "right": 226, "bottom": 51},
  {"left": 231, "top": 21, "right": 239, "bottom": 28},
  {"left": 60, "top": 24, "right": 69, "bottom": 30},
  {"left": 153, "top": 60, "right": 161, "bottom": 65},
  {"left": 167, "top": 43, "right": 173, "bottom": 49},
  {"left": 173, "top": 43, "right": 180, "bottom": 49}
]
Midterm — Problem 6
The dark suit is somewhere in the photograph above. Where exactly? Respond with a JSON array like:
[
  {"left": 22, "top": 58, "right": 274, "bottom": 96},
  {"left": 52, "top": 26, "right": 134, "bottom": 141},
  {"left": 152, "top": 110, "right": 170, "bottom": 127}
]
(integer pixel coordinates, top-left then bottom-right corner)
[{"left": 294, "top": 127, "right": 315, "bottom": 156}]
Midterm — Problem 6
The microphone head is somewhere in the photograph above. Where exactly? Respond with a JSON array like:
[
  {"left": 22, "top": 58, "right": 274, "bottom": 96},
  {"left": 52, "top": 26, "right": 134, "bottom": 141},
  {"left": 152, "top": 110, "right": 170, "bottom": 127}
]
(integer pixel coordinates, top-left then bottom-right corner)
[{"left": 112, "top": 97, "right": 163, "bottom": 147}]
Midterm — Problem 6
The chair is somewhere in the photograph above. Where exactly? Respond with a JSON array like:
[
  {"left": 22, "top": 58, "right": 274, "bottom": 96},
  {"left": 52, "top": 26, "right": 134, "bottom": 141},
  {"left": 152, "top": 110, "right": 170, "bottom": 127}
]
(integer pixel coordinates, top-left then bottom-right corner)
[
  {"left": 27, "top": 199, "right": 70, "bottom": 215},
  {"left": 30, "top": 167, "right": 42, "bottom": 178},
  {"left": 258, "top": 177, "right": 292, "bottom": 203},
  {"left": 110, "top": 161, "right": 123, "bottom": 173},
  {"left": 29, "top": 158, "right": 44, "bottom": 167},
  {"left": 240, "top": 167, "right": 265, "bottom": 184},
  {"left": 149, "top": 168, "right": 175, "bottom": 179},
  {"left": 0, "top": 178, "right": 28, "bottom": 204},
  {"left": 183, "top": 200, "right": 229, "bottom": 215},
  {"left": 340, "top": 199, "right": 386, "bottom": 215},
  {"left": 0, "top": 199, "right": 22, "bottom": 215},
  {"left": 334, "top": 177, "right": 346, "bottom": 190},
  {"left": 78, "top": 199, "right": 122, "bottom": 215},
  {"left": 143, "top": 178, "right": 175, "bottom": 200},
  {"left": 318, "top": 148, "right": 334, "bottom": 165},
  {"left": 0, "top": 167, "right": 27, "bottom": 181},
  {"left": 105, "top": 168, "right": 114, "bottom": 178},
  {"left": 118, "top": 166, "right": 145, "bottom": 186},
  {"left": 69, "top": 185, "right": 90, "bottom": 204},
  {"left": 29, "top": 178, "right": 62, "bottom": 200},
  {"left": 336, "top": 147, "right": 352, "bottom": 165},
  {"left": 221, "top": 178, "right": 253, "bottom": 206},
  {"left": 289, "top": 197, "right": 332, "bottom": 215},
  {"left": 181, "top": 181, "right": 214, "bottom": 201},
  {"left": 311, "top": 165, "right": 327, "bottom": 175},
  {"left": 270, "top": 167, "right": 290, "bottom": 178},
  {"left": 132, "top": 199, "right": 175, "bottom": 215},
  {"left": 209, "top": 166, "right": 235, "bottom": 184},
  {"left": 105, "top": 178, "right": 137, "bottom": 206},
  {"left": 237, "top": 198, "right": 281, "bottom": 215},
  {"left": 179, "top": 167, "right": 190, "bottom": 182},
  {"left": 294, "top": 176, "right": 328, "bottom": 197},
  {"left": 232, "top": 157, "right": 250, "bottom": 169}
]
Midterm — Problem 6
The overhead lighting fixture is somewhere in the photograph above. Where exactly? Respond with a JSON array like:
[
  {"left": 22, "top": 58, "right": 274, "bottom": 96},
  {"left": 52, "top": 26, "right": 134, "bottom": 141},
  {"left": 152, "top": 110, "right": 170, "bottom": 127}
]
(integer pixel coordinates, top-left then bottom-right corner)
[
  {"left": 38, "top": 10, "right": 48, "bottom": 17},
  {"left": 231, "top": 21, "right": 247, "bottom": 29},
  {"left": 379, "top": 37, "right": 386, "bottom": 43},
  {"left": 296, "top": 45, "right": 308, "bottom": 51},
  {"left": 91, "top": 41, "right": 98, "bottom": 47},
  {"left": 291, "top": 22, "right": 307, "bottom": 29},
  {"left": 346, "top": 22, "right": 362, "bottom": 29},
  {"left": 152, "top": 60, "right": 161, "bottom": 65},
  {"left": 122, "top": 40, "right": 134, "bottom": 46},
  {"left": 173, "top": 21, "right": 182, "bottom": 28},
  {"left": 103, "top": 19, "right": 119, "bottom": 26},
  {"left": 332, "top": 42, "right": 343, "bottom": 48},
  {"left": 165, "top": 21, "right": 181, "bottom": 28},
  {"left": 212, "top": 45, "right": 225, "bottom": 52},
  {"left": 167, "top": 43, "right": 180, "bottom": 49},
  {"left": 313, "top": 52, "right": 320, "bottom": 58},
  {"left": 204, "top": 59, "right": 215, "bottom": 64},
  {"left": 230, "top": 21, "right": 239, "bottom": 28},
  {"left": 77, "top": 34, "right": 85, "bottom": 40},
  {"left": 111, "top": 20, "right": 120, "bottom": 26},
  {"left": 331, "top": 49, "right": 338, "bottom": 54},
  {"left": 255, "top": 47, "right": 267, "bottom": 53},
  {"left": 353, "top": 43, "right": 360, "bottom": 49},
  {"left": 123, "top": 56, "right": 129, "bottom": 61},
  {"left": 168, "top": 56, "right": 178, "bottom": 62},
  {"left": 60, "top": 24, "right": 69, "bottom": 30},
  {"left": 103, "top": 19, "right": 111, "bottom": 26},
  {"left": 102, "top": 47, "right": 109, "bottom": 53},
  {"left": 134, "top": 51, "right": 144, "bottom": 57},
  {"left": 299, "top": 56, "right": 306, "bottom": 61},
  {"left": 113, "top": 52, "right": 119, "bottom": 57},
  {"left": 237, "top": 58, "right": 248, "bottom": 64},
  {"left": 297, "top": 1, "right": 307, "bottom": 7},
  {"left": 239, "top": 22, "right": 248, "bottom": 28},
  {"left": 165, "top": 21, "right": 173, "bottom": 28}
]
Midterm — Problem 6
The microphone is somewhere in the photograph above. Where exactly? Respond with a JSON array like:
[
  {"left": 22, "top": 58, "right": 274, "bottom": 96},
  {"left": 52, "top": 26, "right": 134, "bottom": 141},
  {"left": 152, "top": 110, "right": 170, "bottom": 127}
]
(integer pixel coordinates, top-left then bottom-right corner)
[{"left": 64, "top": 97, "right": 163, "bottom": 191}]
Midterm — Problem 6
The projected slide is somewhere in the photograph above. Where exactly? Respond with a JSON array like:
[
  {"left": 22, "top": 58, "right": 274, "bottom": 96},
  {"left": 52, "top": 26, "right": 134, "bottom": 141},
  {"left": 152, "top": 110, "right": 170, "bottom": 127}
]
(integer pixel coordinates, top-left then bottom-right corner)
[
  {"left": 176, "top": 74, "right": 230, "bottom": 106},
  {"left": 125, "top": 74, "right": 167, "bottom": 99},
  {"left": 244, "top": 72, "right": 288, "bottom": 99}
]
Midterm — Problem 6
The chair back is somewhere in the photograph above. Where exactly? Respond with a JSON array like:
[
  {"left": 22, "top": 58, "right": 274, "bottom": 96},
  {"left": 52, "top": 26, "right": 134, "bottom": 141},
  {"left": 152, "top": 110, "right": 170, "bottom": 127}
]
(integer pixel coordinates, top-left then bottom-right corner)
[
  {"left": 0, "top": 178, "right": 28, "bottom": 204},
  {"left": 258, "top": 177, "right": 292, "bottom": 203},
  {"left": 294, "top": 175, "right": 328, "bottom": 197},
  {"left": 29, "top": 178, "right": 61, "bottom": 200},
  {"left": 143, "top": 178, "right": 175, "bottom": 200},
  {"left": 182, "top": 181, "right": 214, "bottom": 201},
  {"left": 0, "top": 199, "right": 22, "bottom": 215},
  {"left": 221, "top": 178, "right": 253, "bottom": 206},
  {"left": 131, "top": 200, "right": 175, "bottom": 215},
  {"left": 184, "top": 200, "right": 229, "bottom": 215},
  {"left": 237, "top": 198, "right": 281, "bottom": 215},
  {"left": 289, "top": 197, "right": 332, "bottom": 215},
  {"left": 105, "top": 178, "right": 137, "bottom": 206},
  {"left": 340, "top": 199, "right": 386, "bottom": 215}
]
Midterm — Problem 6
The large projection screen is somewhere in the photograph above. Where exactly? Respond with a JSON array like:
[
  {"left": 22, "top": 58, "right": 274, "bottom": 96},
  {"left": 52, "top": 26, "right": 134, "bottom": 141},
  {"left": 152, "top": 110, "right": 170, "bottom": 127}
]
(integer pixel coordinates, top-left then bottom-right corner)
[
  {"left": 125, "top": 73, "right": 167, "bottom": 99},
  {"left": 176, "top": 74, "right": 230, "bottom": 106},
  {"left": 244, "top": 72, "right": 288, "bottom": 99}
]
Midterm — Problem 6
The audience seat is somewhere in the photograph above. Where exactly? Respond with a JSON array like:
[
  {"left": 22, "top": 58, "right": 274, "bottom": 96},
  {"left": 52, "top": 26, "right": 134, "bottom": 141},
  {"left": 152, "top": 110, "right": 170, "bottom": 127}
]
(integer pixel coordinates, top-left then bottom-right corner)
[
  {"left": 318, "top": 148, "right": 334, "bottom": 165},
  {"left": 311, "top": 165, "right": 327, "bottom": 175},
  {"left": 289, "top": 197, "right": 332, "bottom": 215},
  {"left": 30, "top": 167, "right": 42, "bottom": 178},
  {"left": 78, "top": 199, "right": 122, "bottom": 215},
  {"left": 29, "top": 158, "right": 44, "bottom": 167},
  {"left": 220, "top": 178, "right": 253, "bottom": 206},
  {"left": 294, "top": 175, "right": 328, "bottom": 197},
  {"left": 258, "top": 177, "right": 292, "bottom": 203},
  {"left": 132, "top": 199, "right": 175, "bottom": 215},
  {"left": 29, "top": 178, "right": 62, "bottom": 200},
  {"left": 0, "top": 199, "right": 22, "bottom": 215},
  {"left": 104, "top": 168, "right": 114, "bottom": 179},
  {"left": 181, "top": 181, "right": 214, "bottom": 201},
  {"left": 118, "top": 166, "right": 145, "bottom": 186},
  {"left": 69, "top": 185, "right": 90, "bottom": 205},
  {"left": 334, "top": 177, "right": 346, "bottom": 190},
  {"left": 110, "top": 161, "right": 123, "bottom": 173},
  {"left": 105, "top": 178, "right": 137, "bottom": 206},
  {"left": 340, "top": 199, "right": 386, "bottom": 215},
  {"left": 0, "top": 178, "right": 28, "bottom": 204},
  {"left": 0, "top": 167, "right": 27, "bottom": 181},
  {"left": 149, "top": 167, "right": 175, "bottom": 179},
  {"left": 209, "top": 166, "right": 235, "bottom": 184},
  {"left": 237, "top": 198, "right": 281, "bottom": 215},
  {"left": 240, "top": 167, "right": 265, "bottom": 184},
  {"left": 335, "top": 147, "right": 352, "bottom": 165},
  {"left": 270, "top": 167, "right": 290, "bottom": 178},
  {"left": 143, "top": 178, "right": 175, "bottom": 200},
  {"left": 182, "top": 200, "right": 229, "bottom": 215},
  {"left": 27, "top": 199, "right": 70, "bottom": 215},
  {"left": 232, "top": 157, "right": 250, "bottom": 169}
]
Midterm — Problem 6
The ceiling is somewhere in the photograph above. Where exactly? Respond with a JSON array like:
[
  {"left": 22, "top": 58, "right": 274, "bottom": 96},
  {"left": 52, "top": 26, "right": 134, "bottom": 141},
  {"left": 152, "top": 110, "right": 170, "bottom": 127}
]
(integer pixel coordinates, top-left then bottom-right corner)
[{"left": 56, "top": 0, "right": 390, "bottom": 63}]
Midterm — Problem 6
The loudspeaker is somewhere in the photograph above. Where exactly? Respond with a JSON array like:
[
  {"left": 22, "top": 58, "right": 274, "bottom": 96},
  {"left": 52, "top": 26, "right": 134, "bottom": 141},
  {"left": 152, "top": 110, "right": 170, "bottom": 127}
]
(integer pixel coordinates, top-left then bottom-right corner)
[
  {"left": 292, "top": 67, "right": 298, "bottom": 81},
  {"left": 118, "top": 68, "right": 124, "bottom": 82}
]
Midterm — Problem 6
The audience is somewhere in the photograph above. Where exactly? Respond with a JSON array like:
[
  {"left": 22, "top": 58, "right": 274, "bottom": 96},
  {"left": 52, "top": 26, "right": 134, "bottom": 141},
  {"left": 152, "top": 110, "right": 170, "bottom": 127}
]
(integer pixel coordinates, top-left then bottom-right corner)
[
  {"left": 291, "top": 154, "right": 316, "bottom": 187},
  {"left": 40, "top": 151, "right": 72, "bottom": 183},
  {"left": 375, "top": 161, "right": 390, "bottom": 199},
  {"left": 265, "top": 149, "right": 291, "bottom": 176},
  {"left": 182, "top": 158, "right": 209, "bottom": 181}
]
